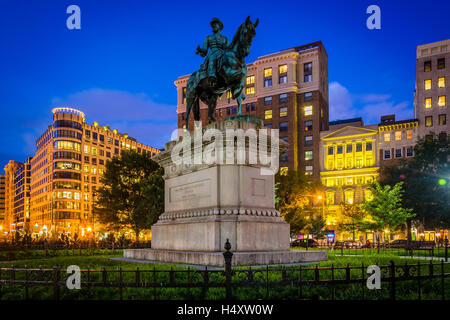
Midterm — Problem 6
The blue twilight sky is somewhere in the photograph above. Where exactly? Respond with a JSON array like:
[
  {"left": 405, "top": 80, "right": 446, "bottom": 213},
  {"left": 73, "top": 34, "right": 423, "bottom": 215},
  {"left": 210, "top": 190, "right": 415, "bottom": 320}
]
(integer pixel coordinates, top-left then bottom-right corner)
[{"left": 0, "top": 0, "right": 449, "bottom": 171}]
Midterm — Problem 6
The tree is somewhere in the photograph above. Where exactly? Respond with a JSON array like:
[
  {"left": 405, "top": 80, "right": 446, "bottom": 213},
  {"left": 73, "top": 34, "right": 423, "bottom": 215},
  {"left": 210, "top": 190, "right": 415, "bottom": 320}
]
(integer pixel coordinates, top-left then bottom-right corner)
[
  {"left": 337, "top": 202, "right": 367, "bottom": 241},
  {"left": 94, "top": 150, "right": 164, "bottom": 240},
  {"left": 306, "top": 213, "right": 327, "bottom": 240},
  {"left": 275, "top": 170, "right": 323, "bottom": 238},
  {"left": 362, "top": 181, "right": 415, "bottom": 241},
  {"left": 380, "top": 133, "right": 450, "bottom": 230}
]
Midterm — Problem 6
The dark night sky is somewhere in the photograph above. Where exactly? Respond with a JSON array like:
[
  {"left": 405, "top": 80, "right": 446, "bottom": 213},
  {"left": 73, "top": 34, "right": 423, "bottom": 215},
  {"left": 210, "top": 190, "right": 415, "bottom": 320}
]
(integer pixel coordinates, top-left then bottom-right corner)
[{"left": 0, "top": 0, "right": 449, "bottom": 171}]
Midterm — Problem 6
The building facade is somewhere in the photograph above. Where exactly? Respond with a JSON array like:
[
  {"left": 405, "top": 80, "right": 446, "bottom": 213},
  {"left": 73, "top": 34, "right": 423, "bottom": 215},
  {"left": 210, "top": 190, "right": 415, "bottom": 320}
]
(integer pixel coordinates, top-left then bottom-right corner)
[
  {"left": 3, "top": 108, "right": 159, "bottom": 239},
  {"left": 0, "top": 174, "right": 5, "bottom": 233},
  {"left": 174, "top": 42, "right": 329, "bottom": 179},
  {"left": 319, "top": 118, "right": 379, "bottom": 242},
  {"left": 414, "top": 39, "right": 449, "bottom": 138},
  {"left": 378, "top": 115, "right": 419, "bottom": 165}
]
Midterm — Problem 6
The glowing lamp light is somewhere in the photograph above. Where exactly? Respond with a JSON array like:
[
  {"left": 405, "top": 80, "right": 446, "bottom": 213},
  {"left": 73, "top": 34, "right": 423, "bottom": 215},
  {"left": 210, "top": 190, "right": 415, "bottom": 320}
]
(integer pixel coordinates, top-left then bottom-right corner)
[
  {"left": 438, "top": 179, "right": 447, "bottom": 186},
  {"left": 317, "top": 195, "right": 323, "bottom": 200},
  {"left": 0, "top": 226, "right": 3, "bottom": 231},
  {"left": 87, "top": 227, "right": 92, "bottom": 232},
  {"left": 42, "top": 225, "right": 48, "bottom": 231},
  {"left": 34, "top": 223, "right": 39, "bottom": 228}
]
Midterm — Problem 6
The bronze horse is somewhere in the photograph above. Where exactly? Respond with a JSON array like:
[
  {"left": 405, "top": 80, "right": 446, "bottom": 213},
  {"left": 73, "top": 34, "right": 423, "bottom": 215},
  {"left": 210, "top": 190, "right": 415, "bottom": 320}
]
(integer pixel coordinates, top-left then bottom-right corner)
[{"left": 185, "top": 17, "right": 258, "bottom": 130}]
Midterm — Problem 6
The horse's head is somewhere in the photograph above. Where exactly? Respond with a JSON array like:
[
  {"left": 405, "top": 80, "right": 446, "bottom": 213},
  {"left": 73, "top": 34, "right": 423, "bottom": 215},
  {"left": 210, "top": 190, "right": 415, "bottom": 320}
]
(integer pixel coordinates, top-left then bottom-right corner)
[{"left": 231, "top": 16, "right": 259, "bottom": 59}]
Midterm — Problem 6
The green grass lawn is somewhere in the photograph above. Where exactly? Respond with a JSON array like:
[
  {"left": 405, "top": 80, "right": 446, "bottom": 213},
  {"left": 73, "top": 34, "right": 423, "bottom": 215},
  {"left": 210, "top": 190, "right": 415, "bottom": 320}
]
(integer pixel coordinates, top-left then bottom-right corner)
[{"left": 1, "top": 251, "right": 448, "bottom": 300}]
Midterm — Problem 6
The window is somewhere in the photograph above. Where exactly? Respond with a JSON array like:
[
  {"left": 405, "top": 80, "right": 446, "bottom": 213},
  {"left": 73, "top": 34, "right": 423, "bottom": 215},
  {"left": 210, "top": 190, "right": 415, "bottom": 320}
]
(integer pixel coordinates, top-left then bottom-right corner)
[
  {"left": 182, "top": 87, "right": 187, "bottom": 104},
  {"left": 304, "top": 106, "right": 313, "bottom": 116},
  {"left": 439, "top": 114, "right": 447, "bottom": 126},
  {"left": 366, "top": 142, "right": 372, "bottom": 151},
  {"left": 305, "top": 165, "right": 313, "bottom": 174},
  {"left": 280, "top": 152, "right": 288, "bottom": 162},
  {"left": 304, "top": 62, "right": 312, "bottom": 82},
  {"left": 304, "top": 121, "right": 312, "bottom": 132},
  {"left": 92, "top": 147, "right": 97, "bottom": 156},
  {"left": 366, "top": 156, "right": 373, "bottom": 166},
  {"left": 356, "top": 143, "right": 362, "bottom": 152},
  {"left": 395, "top": 149, "right": 402, "bottom": 158},
  {"left": 264, "top": 68, "right": 272, "bottom": 87},
  {"left": 384, "top": 133, "right": 390, "bottom": 142},
  {"left": 280, "top": 122, "right": 288, "bottom": 132},
  {"left": 85, "top": 130, "right": 91, "bottom": 138},
  {"left": 346, "top": 144, "right": 352, "bottom": 153},
  {"left": 337, "top": 146, "right": 343, "bottom": 154},
  {"left": 264, "top": 96, "right": 272, "bottom": 105},
  {"left": 438, "top": 96, "right": 446, "bottom": 107},
  {"left": 395, "top": 131, "right": 402, "bottom": 141},
  {"left": 279, "top": 64, "right": 288, "bottom": 84},
  {"left": 92, "top": 132, "right": 98, "bottom": 140},
  {"left": 424, "top": 61, "right": 431, "bottom": 72},
  {"left": 251, "top": 103, "right": 255, "bottom": 111},
  {"left": 280, "top": 167, "right": 288, "bottom": 176},
  {"left": 384, "top": 150, "right": 391, "bottom": 159},
  {"left": 346, "top": 158, "right": 352, "bottom": 168},
  {"left": 304, "top": 92, "right": 312, "bottom": 101},
  {"left": 265, "top": 124, "right": 272, "bottom": 128},
  {"left": 246, "top": 75, "right": 255, "bottom": 85},
  {"left": 264, "top": 110, "right": 272, "bottom": 120},
  {"left": 280, "top": 107, "right": 288, "bottom": 117},
  {"left": 99, "top": 134, "right": 104, "bottom": 143},
  {"left": 364, "top": 190, "right": 373, "bottom": 202},
  {"left": 232, "top": 106, "right": 237, "bottom": 114},
  {"left": 406, "top": 130, "right": 413, "bottom": 140},
  {"left": 425, "top": 116, "right": 433, "bottom": 127},
  {"left": 279, "top": 93, "right": 288, "bottom": 103},
  {"left": 106, "top": 152, "right": 111, "bottom": 158},
  {"left": 438, "top": 58, "right": 445, "bottom": 69},
  {"left": 345, "top": 190, "right": 354, "bottom": 204},
  {"left": 327, "top": 146, "right": 334, "bottom": 155},
  {"left": 107, "top": 137, "right": 113, "bottom": 144},
  {"left": 438, "top": 77, "right": 445, "bottom": 88},
  {"left": 425, "top": 79, "right": 432, "bottom": 90},
  {"left": 326, "top": 192, "right": 335, "bottom": 205},
  {"left": 305, "top": 136, "right": 313, "bottom": 146},
  {"left": 114, "top": 140, "right": 119, "bottom": 146},
  {"left": 406, "top": 147, "right": 413, "bottom": 157},
  {"left": 245, "top": 87, "right": 255, "bottom": 95},
  {"left": 305, "top": 151, "right": 313, "bottom": 161},
  {"left": 281, "top": 136, "right": 288, "bottom": 143},
  {"left": 425, "top": 98, "right": 432, "bottom": 108}
]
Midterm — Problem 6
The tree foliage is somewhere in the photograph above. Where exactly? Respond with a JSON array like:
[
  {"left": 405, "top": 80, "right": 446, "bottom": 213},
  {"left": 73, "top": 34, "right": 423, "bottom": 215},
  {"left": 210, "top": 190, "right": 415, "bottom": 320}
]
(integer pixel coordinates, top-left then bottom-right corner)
[
  {"left": 94, "top": 150, "right": 164, "bottom": 239},
  {"left": 275, "top": 170, "right": 323, "bottom": 237},
  {"left": 362, "top": 181, "right": 415, "bottom": 234},
  {"left": 380, "top": 133, "right": 450, "bottom": 228},
  {"left": 337, "top": 202, "right": 368, "bottom": 241}
]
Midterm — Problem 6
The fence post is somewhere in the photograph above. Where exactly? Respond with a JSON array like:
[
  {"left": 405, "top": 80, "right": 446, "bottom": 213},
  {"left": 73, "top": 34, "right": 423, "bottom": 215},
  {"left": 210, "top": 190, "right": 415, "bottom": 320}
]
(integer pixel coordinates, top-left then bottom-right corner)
[
  {"left": 445, "top": 237, "right": 448, "bottom": 262},
  {"left": 223, "top": 239, "right": 233, "bottom": 300},
  {"left": 53, "top": 266, "right": 60, "bottom": 300},
  {"left": 388, "top": 260, "right": 396, "bottom": 301},
  {"left": 44, "top": 239, "right": 48, "bottom": 258}
]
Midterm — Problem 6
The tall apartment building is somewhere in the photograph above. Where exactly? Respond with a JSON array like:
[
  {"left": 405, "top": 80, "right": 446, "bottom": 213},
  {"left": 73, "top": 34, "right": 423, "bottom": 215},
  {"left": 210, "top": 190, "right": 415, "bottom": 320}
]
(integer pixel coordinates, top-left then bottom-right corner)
[
  {"left": 414, "top": 39, "right": 449, "bottom": 138},
  {"left": 378, "top": 115, "right": 419, "bottom": 165},
  {"left": 2, "top": 108, "right": 159, "bottom": 239},
  {"left": 175, "top": 41, "right": 329, "bottom": 179}
]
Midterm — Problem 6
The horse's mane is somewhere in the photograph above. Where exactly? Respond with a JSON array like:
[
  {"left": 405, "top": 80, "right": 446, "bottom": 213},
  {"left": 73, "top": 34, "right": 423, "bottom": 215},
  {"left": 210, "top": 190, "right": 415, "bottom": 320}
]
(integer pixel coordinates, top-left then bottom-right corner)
[{"left": 229, "top": 22, "right": 244, "bottom": 50}]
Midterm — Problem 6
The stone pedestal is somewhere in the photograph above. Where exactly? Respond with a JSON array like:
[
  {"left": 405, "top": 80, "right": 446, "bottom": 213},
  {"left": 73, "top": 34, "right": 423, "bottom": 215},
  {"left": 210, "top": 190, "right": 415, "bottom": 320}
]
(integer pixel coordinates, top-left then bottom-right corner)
[{"left": 124, "top": 119, "right": 327, "bottom": 266}]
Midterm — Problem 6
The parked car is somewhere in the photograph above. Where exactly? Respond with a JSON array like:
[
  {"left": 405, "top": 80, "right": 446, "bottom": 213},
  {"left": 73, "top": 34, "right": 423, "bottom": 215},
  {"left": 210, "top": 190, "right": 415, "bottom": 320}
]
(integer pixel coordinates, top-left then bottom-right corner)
[
  {"left": 334, "top": 241, "right": 361, "bottom": 249},
  {"left": 385, "top": 240, "right": 408, "bottom": 248},
  {"left": 291, "top": 239, "right": 318, "bottom": 248}
]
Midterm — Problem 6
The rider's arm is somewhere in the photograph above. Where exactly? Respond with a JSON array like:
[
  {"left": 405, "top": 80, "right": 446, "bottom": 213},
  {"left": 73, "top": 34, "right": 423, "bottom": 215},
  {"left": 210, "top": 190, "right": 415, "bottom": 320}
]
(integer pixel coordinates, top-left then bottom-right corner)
[{"left": 196, "top": 37, "right": 208, "bottom": 57}]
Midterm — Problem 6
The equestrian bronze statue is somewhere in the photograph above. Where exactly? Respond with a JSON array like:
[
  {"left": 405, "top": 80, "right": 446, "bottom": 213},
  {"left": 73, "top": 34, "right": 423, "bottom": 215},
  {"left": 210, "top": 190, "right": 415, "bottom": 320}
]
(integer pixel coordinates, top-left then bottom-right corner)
[{"left": 185, "top": 16, "right": 258, "bottom": 130}]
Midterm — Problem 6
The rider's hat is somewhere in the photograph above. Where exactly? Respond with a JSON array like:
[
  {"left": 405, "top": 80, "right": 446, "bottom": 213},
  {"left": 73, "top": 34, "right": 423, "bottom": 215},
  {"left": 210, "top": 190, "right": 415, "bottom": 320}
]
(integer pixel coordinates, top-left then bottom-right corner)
[{"left": 210, "top": 17, "right": 224, "bottom": 30}]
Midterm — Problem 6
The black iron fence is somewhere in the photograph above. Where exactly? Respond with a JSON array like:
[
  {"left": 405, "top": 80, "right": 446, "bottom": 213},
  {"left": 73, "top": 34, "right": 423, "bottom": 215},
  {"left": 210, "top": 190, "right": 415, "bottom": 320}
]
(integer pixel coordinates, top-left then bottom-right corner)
[{"left": 0, "top": 240, "right": 449, "bottom": 300}]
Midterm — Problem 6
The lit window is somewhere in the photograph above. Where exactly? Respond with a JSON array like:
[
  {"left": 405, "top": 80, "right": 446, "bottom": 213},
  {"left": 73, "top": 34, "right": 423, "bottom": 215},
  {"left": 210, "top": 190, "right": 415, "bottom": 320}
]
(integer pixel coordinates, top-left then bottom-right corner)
[
  {"left": 92, "top": 147, "right": 97, "bottom": 156},
  {"left": 246, "top": 75, "right": 255, "bottom": 85},
  {"left": 425, "top": 116, "right": 433, "bottom": 127},
  {"left": 84, "top": 165, "right": 89, "bottom": 173},
  {"left": 346, "top": 158, "right": 352, "bottom": 168},
  {"left": 304, "top": 136, "right": 313, "bottom": 146},
  {"left": 365, "top": 190, "right": 373, "bottom": 202},
  {"left": 384, "top": 133, "right": 390, "bottom": 141},
  {"left": 264, "top": 110, "right": 272, "bottom": 120},
  {"left": 280, "top": 167, "right": 288, "bottom": 175},
  {"left": 245, "top": 87, "right": 255, "bottom": 95},
  {"left": 438, "top": 96, "right": 446, "bottom": 107},
  {"left": 264, "top": 68, "right": 272, "bottom": 87},
  {"left": 438, "top": 77, "right": 445, "bottom": 88},
  {"left": 425, "top": 79, "right": 432, "bottom": 90},
  {"left": 395, "top": 131, "right": 402, "bottom": 141},
  {"left": 227, "top": 91, "right": 232, "bottom": 99},
  {"left": 182, "top": 87, "right": 186, "bottom": 104},
  {"left": 305, "top": 151, "right": 313, "bottom": 161},
  {"left": 406, "top": 130, "right": 413, "bottom": 139},
  {"left": 264, "top": 68, "right": 272, "bottom": 78},
  {"left": 304, "top": 106, "right": 313, "bottom": 116},
  {"left": 366, "top": 157, "right": 372, "bottom": 166},
  {"left": 279, "top": 64, "right": 287, "bottom": 74},
  {"left": 304, "top": 121, "right": 312, "bottom": 132},
  {"left": 280, "top": 107, "right": 288, "bottom": 117},
  {"left": 345, "top": 190, "right": 354, "bottom": 204},
  {"left": 425, "top": 98, "right": 432, "bottom": 108},
  {"left": 326, "top": 192, "right": 335, "bottom": 205}
]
